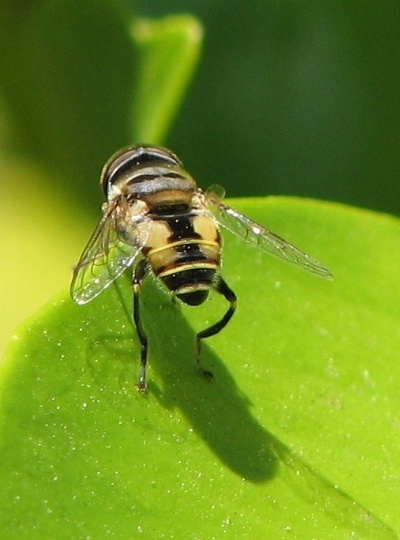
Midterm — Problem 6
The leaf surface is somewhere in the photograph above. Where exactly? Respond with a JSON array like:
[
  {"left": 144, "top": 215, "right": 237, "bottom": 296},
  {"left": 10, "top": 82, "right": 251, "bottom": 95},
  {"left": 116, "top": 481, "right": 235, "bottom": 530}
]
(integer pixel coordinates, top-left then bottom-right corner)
[{"left": 1, "top": 197, "right": 399, "bottom": 539}]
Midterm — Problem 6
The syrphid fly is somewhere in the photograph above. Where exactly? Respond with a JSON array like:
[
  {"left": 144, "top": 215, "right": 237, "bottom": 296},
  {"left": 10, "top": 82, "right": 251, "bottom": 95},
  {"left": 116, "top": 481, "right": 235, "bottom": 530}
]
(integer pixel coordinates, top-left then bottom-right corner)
[{"left": 71, "top": 145, "right": 332, "bottom": 392}]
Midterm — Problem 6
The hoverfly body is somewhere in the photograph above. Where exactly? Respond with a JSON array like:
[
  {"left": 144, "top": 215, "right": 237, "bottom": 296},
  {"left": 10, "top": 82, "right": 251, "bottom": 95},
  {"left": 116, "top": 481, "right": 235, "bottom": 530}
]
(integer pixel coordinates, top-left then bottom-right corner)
[{"left": 71, "top": 145, "right": 332, "bottom": 392}]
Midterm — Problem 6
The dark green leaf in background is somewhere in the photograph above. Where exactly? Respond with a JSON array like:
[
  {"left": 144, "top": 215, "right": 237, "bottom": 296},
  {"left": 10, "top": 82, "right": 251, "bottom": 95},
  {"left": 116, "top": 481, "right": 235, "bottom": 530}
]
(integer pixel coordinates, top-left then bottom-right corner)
[
  {"left": 131, "top": 15, "right": 202, "bottom": 143},
  {"left": 0, "top": 0, "right": 136, "bottom": 201},
  {"left": 136, "top": 0, "right": 400, "bottom": 215}
]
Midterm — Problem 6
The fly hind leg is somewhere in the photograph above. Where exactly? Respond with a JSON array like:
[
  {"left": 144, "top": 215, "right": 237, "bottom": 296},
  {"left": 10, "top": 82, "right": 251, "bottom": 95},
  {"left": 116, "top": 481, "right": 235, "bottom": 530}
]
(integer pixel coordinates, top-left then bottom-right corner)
[
  {"left": 133, "top": 260, "right": 150, "bottom": 393},
  {"left": 195, "top": 276, "right": 237, "bottom": 379}
]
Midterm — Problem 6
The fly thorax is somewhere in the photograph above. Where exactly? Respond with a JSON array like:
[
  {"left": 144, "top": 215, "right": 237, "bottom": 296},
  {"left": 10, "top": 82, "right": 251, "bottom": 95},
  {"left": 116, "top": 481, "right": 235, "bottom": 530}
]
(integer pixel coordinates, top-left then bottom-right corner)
[{"left": 126, "top": 199, "right": 149, "bottom": 222}]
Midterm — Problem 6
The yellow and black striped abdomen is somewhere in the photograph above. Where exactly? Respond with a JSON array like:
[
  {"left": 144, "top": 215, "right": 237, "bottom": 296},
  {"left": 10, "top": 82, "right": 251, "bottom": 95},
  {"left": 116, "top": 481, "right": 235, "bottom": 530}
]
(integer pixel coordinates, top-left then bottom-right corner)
[{"left": 145, "top": 212, "right": 221, "bottom": 306}]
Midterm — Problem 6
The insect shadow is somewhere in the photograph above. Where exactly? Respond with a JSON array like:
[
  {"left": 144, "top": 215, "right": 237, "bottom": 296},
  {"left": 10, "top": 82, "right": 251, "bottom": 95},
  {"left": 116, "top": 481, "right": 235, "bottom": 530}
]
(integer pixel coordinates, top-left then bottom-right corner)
[
  {"left": 88, "top": 277, "right": 277, "bottom": 483},
  {"left": 86, "top": 279, "right": 395, "bottom": 538}
]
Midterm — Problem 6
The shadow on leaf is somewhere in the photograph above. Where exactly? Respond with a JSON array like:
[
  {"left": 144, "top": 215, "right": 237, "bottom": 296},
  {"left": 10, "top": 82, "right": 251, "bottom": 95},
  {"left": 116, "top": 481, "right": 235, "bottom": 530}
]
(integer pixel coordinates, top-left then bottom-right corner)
[{"left": 86, "top": 279, "right": 395, "bottom": 538}]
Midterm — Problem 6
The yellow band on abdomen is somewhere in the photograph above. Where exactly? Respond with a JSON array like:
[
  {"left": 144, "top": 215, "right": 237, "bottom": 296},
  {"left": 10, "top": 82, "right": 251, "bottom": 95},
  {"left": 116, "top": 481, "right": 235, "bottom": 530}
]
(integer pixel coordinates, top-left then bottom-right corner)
[
  {"left": 147, "top": 238, "right": 219, "bottom": 257},
  {"left": 158, "top": 261, "right": 218, "bottom": 279}
]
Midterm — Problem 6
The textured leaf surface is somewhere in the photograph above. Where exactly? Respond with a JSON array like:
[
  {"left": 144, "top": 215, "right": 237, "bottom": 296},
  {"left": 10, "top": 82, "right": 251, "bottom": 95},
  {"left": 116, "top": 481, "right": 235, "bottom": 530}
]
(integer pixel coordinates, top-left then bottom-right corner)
[{"left": 1, "top": 197, "right": 399, "bottom": 539}]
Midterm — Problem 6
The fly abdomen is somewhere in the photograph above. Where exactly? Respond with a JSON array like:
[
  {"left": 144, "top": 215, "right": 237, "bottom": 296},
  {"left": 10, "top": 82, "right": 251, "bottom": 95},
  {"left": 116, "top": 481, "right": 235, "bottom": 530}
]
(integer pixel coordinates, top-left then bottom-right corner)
[
  {"left": 159, "top": 264, "right": 218, "bottom": 305},
  {"left": 144, "top": 211, "right": 222, "bottom": 305},
  {"left": 146, "top": 235, "right": 216, "bottom": 269},
  {"left": 148, "top": 237, "right": 220, "bottom": 304}
]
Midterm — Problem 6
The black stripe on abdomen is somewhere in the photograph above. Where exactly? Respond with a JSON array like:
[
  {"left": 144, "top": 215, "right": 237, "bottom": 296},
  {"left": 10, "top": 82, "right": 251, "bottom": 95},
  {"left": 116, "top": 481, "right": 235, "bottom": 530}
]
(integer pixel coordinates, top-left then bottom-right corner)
[{"left": 160, "top": 266, "right": 216, "bottom": 293}]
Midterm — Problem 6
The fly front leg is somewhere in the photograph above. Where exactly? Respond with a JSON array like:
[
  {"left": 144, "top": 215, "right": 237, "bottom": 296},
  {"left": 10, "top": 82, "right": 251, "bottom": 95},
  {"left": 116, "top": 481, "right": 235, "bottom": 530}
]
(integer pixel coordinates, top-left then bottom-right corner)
[
  {"left": 133, "top": 259, "right": 150, "bottom": 392},
  {"left": 195, "top": 276, "right": 237, "bottom": 379}
]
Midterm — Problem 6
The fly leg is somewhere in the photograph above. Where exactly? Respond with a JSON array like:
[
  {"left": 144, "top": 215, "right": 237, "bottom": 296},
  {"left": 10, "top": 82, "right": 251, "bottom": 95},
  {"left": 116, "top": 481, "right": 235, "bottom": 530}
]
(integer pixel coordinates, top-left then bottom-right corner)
[
  {"left": 195, "top": 276, "right": 237, "bottom": 379},
  {"left": 133, "top": 260, "right": 150, "bottom": 392}
]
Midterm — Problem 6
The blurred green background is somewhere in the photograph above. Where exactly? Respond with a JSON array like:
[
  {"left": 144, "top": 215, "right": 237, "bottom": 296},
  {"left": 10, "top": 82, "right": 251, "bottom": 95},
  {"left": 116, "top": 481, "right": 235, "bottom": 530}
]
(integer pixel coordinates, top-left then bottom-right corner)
[
  {"left": 137, "top": 0, "right": 400, "bottom": 213},
  {"left": 0, "top": 0, "right": 399, "bottom": 350}
]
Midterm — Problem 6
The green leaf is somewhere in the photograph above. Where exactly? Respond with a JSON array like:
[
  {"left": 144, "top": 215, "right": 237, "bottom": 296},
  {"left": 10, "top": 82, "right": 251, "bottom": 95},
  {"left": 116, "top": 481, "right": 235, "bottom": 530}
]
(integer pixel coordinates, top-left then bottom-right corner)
[
  {"left": 1, "top": 197, "right": 399, "bottom": 538},
  {"left": 131, "top": 15, "right": 202, "bottom": 144}
]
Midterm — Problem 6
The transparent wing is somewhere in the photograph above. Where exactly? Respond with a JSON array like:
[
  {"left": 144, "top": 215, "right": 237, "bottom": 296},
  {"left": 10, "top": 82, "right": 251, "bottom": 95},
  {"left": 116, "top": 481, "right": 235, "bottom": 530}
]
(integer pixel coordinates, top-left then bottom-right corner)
[
  {"left": 206, "top": 193, "right": 332, "bottom": 278},
  {"left": 70, "top": 204, "right": 147, "bottom": 304}
]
